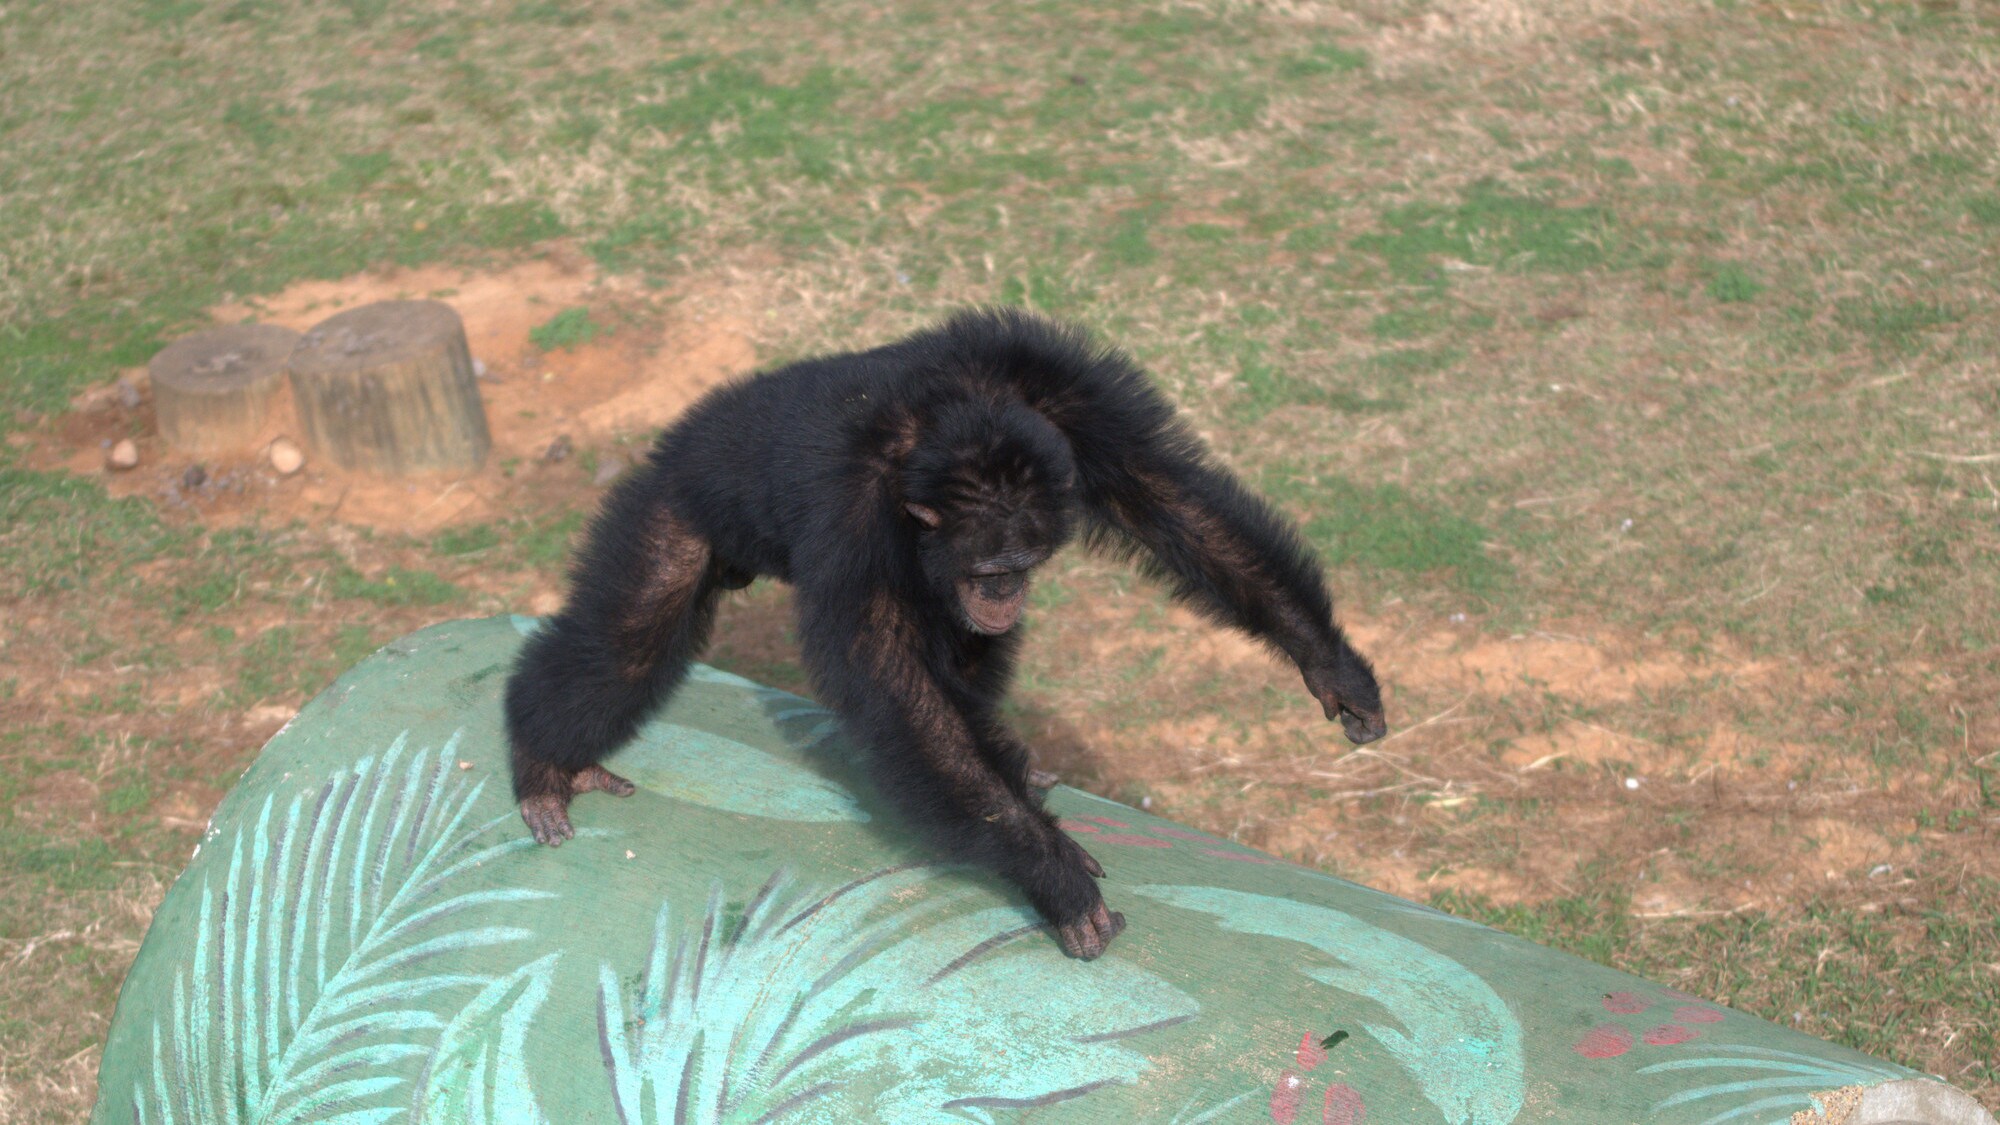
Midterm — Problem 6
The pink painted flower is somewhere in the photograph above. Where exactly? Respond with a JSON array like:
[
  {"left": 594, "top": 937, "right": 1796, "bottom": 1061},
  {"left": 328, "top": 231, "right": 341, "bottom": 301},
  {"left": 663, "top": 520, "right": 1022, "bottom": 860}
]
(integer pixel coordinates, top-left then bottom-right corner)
[
  {"left": 1096, "top": 832, "right": 1172, "bottom": 848},
  {"left": 1643, "top": 1024, "right": 1697, "bottom": 1046},
  {"left": 1270, "top": 1070, "right": 1306, "bottom": 1122},
  {"left": 1574, "top": 1023, "right": 1635, "bottom": 1059},
  {"left": 1077, "top": 814, "right": 1130, "bottom": 829},
  {"left": 1057, "top": 819, "right": 1100, "bottom": 833},
  {"left": 1296, "top": 1031, "right": 1326, "bottom": 1070},
  {"left": 1601, "top": 990, "right": 1650, "bottom": 1015},
  {"left": 1322, "top": 1083, "right": 1366, "bottom": 1125}
]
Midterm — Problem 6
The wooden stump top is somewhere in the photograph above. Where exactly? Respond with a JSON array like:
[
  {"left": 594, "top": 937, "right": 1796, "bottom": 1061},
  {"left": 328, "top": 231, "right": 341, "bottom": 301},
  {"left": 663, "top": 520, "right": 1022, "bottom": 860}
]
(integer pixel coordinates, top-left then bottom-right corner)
[
  {"left": 289, "top": 299, "right": 466, "bottom": 378},
  {"left": 148, "top": 323, "right": 298, "bottom": 397}
]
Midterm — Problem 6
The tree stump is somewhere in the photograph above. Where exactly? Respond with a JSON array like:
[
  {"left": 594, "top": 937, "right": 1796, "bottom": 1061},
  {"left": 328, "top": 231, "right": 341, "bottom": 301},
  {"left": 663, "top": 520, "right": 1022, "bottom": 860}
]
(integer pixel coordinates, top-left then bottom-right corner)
[
  {"left": 288, "top": 300, "right": 491, "bottom": 475},
  {"left": 149, "top": 324, "right": 299, "bottom": 455}
]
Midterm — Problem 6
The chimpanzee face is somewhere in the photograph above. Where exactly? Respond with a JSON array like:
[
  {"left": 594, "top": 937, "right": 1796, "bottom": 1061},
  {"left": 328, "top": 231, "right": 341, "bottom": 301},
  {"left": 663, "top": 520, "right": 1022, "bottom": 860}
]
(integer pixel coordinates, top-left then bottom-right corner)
[
  {"left": 905, "top": 502, "right": 1065, "bottom": 635},
  {"left": 901, "top": 398, "right": 1079, "bottom": 634}
]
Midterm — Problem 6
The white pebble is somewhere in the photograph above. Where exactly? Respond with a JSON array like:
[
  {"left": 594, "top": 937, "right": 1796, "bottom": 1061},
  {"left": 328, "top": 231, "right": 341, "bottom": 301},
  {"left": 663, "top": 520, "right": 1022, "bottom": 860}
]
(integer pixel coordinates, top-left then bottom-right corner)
[
  {"left": 1623, "top": 776, "right": 1641, "bottom": 790},
  {"left": 268, "top": 437, "right": 305, "bottom": 475},
  {"left": 107, "top": 439, "right": 139, "bottom": 470}
]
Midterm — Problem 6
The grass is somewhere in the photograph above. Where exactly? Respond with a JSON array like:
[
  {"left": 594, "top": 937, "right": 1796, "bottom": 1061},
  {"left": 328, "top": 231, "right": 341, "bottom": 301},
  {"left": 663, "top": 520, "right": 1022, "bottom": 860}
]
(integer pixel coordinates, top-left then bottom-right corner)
[
  {"left": 528, "top": 306, "right": 608, "bottom": 352},
  {"left": 2, "top": 0, "right": 1997, "bottom": 1118}
]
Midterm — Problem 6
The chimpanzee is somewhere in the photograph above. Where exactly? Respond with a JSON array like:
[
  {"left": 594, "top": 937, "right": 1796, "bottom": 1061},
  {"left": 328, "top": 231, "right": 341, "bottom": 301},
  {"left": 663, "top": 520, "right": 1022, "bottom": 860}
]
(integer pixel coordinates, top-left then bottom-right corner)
[{"left": 504, "top": 308, "right": 1387, "bottom": 959}]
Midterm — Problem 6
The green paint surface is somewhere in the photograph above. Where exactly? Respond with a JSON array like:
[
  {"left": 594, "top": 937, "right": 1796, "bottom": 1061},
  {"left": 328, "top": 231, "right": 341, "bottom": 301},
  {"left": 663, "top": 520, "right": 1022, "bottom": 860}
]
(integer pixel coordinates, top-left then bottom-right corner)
[{"left": 94, "top": 617, "right": 1949, "bottom": 1123}]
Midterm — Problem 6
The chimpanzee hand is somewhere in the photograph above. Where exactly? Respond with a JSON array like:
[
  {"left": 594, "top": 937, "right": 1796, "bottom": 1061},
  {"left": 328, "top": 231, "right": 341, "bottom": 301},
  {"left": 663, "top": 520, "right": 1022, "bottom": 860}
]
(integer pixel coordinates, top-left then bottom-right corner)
[
  {"left": 518, "top": 764, "right": 637, "bottom": 846},
  {"left": 1303, "top": 644, "right": 1388, "bottom": 745},
  {"left": 1027, "top": 828, "right": 1126, "bottom": 959}
]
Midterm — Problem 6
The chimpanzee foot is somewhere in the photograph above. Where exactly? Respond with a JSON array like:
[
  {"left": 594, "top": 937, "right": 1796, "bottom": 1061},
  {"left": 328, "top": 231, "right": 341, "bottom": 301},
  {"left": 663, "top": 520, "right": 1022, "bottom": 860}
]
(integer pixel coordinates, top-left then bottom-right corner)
[
  {"left": 520, "top": 764, "right": 637, "bottom": 846},
  {"left": 1028, "top": 768, "right": 1060, "bottom": 790},
  {"left": 1055, "top": 901, "right": 1126, "bottom": 960}
]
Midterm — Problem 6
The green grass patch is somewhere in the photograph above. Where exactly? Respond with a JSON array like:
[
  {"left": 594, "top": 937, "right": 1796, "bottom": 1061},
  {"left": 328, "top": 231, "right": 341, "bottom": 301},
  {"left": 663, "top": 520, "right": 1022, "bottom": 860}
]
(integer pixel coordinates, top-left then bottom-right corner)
[
  {"left": 0, "top": 471, "right": 184, "bottom": 598},
  {"left": 529, "top": 307, "right": 608, "bottom": 352},
  {"left": 327, "top": 566, "right": 463, "bottom": 606},
  {"left": 1834, "top": 297, "right": 1961, "bottom": 350},
  {"left": 433, "top": 522, "right": 503, "bottom": 556},
  {"left": 1263, "top": 465, "right": 1506, "bottom": 594},
  {"left": 1354, "top": 180, "right": 1619, "bottom": 284},
  {"left": 1703, "top": 261, "right": 1765, "bottom": 304}
]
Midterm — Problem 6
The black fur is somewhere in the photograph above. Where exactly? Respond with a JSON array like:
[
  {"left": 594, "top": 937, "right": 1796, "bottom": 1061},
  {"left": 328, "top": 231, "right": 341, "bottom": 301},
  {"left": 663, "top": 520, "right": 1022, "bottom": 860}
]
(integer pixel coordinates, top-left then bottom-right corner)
[{"left": 503, "top": 308, "right": 1386, "bottom": 958}]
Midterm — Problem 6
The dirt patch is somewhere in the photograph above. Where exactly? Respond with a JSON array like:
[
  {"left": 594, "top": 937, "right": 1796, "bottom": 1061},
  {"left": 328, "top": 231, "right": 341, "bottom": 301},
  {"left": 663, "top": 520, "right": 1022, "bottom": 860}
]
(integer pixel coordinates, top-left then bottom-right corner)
[{"left": 23, "top": 249, "right": 756, "bottom": 536}]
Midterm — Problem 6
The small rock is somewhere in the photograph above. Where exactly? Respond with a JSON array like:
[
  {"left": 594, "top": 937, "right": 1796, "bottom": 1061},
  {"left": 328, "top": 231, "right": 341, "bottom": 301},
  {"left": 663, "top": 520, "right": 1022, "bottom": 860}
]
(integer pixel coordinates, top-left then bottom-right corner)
[
  {"left": 593, "top": 454, "right": 627, "bottom": 487},
  {"left": 107, "top": 439, "right": 140, "bottom": 470},
  {"left": 268, "top": 437, "right": 305, "bottom": 475},
  {"left": 116, "top": 378, "right": 142, "bottom": 409},
  {"left": 457, "top": 760, "right": 473, "bottom": 771},
  {"left": 542, "top": 435, "right": 573, "bottom": 463},
  {"left": 472, "top": 358, "right": 489, "bottom": 379},
  {"left": 181, "top": 464, "right": 208, "bottom": 490}
]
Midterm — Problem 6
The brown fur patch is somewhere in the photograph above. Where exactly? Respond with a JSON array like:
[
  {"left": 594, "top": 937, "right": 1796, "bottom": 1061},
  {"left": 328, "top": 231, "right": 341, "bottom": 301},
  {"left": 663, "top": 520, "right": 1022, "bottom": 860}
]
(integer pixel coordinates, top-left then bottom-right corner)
[{"left": 613, "top": 506, "right": 712, "bottom": 680}]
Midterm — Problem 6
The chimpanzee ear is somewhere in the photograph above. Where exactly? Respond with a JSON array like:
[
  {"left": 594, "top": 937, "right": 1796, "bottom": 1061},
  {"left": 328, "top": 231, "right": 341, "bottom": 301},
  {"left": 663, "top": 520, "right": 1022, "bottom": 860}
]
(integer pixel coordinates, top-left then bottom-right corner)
[{"left": 904, "top": 502, "right": 943, "bottom": 528}]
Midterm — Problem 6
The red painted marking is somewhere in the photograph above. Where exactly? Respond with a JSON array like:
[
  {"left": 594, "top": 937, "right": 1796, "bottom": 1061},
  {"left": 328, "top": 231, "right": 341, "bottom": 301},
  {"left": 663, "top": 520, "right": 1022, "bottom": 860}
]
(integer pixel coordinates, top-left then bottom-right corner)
[
  {"left": 1643, "top": 1024, "right": 1697, "bottom": 1046},
  {"left": 1601, "top": 990, "right": 1650, "bottom": 1015},
  {"left": 1152, "top": 825, "right": 1212, "bottom": 841},
  {"left": 1673, "top": 1005, "right": 1725, "bottom": 1024},
  {"left": 1573, "top": 1023, "right": 1634, "bottom": 1059},
  {"left": 1202, "top": 848, "right": 1278, "bottom": 864},
  {"left": 1270, "top": 1071, "right": 1305, "bottom": 1123},
  {"left": 1079, "top": 815, "right": 1130, "bottom": 828},
  {"left": 1322, "top": 1083, "right": 1366, "bottom": 1125},
  {"left": 1296, "top": 1031, "right": 1326, "bottom": 1070},
  {"left": 1057, "top": 819, "right": 1101, "bottom": 833},
  {"left": 1096, "top": 832, "right": 1172, "bottom": 848}
]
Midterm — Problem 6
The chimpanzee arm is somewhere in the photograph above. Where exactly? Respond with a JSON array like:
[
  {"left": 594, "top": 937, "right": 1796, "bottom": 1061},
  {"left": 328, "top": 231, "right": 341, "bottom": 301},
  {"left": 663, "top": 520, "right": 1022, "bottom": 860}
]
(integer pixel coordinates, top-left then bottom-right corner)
[
  {"left": 795, "top": 583, "right": 1124, "bottom": 958},
  {"left": 1018, "top": 349, "right": 1386, "bottom": 741}
]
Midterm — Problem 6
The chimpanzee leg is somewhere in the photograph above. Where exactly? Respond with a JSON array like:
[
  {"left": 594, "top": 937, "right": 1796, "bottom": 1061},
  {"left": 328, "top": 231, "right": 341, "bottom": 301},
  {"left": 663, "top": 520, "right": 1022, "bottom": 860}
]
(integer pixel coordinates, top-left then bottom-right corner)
[
  {"left": 801, "top": 589, "right": 1123, "bottom": 958},
  {"left": 504, "top": 483, "right": 722, "bottom": 845}
]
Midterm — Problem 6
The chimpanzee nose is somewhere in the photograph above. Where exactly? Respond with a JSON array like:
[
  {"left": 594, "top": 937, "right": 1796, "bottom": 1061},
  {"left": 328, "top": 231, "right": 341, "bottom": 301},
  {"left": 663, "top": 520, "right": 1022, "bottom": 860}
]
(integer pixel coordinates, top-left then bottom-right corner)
[{"left": 976, "top": 573, "right": 1025, "bottom": 601}]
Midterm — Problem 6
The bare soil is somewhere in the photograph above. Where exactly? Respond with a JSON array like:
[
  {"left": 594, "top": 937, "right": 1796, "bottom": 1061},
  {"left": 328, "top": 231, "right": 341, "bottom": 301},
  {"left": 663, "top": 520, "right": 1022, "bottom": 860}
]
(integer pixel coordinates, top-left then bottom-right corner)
[{"left": 24, "top": 247, "right": 755, "bottom": 537}]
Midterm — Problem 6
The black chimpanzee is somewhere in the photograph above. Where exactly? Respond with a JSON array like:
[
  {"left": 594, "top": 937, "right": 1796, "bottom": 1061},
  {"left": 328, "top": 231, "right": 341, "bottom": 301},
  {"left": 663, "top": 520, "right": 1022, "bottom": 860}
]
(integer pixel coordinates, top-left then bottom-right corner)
[{"left": 504, "top": 308, "right": 1387, "bottom": 959}]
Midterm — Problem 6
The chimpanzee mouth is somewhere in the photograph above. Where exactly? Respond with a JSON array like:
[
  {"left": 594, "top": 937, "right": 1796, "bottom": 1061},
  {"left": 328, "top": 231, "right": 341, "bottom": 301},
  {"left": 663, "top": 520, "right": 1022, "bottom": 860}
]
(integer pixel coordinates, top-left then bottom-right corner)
[{"left": 961, "top": 589, "right": 1028, "bottom": 635}]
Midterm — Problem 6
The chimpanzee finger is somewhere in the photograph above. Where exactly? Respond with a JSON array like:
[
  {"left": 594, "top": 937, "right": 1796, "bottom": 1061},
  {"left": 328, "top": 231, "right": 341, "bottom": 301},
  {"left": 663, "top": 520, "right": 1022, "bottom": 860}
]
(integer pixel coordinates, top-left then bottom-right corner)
[
  {"left": 575, "top": 764, "right": 637, "bottom": 796},
  {"left": 519, "top": 797, "right": 573, "bottom": 847}
]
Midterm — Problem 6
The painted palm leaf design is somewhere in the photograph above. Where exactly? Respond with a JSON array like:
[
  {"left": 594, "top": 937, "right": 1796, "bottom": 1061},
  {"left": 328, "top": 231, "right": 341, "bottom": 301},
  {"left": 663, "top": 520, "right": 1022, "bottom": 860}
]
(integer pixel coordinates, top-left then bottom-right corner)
[
  {"left": 598, "top": 865, "right": 1200, "bottom": 1124},
  {"left": 413, "top": 954, "right": 561, "bottom": 1125},
  {"left": 1135, "top": 884, "right": 1525, "bottom": 1125},
  {"left": 1639, "top": 1045, "right": 1918, "bottom": 1125},
  {"left": 132, "top": 735, "right": 556, "bottom": 1125}
]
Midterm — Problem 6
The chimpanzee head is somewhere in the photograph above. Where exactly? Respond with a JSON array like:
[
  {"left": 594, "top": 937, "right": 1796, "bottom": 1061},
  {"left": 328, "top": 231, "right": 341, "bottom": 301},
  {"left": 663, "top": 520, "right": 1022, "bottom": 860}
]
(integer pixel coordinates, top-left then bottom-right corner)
[{"left": 902, "top": 399, "right": 1078, "bottom": 635}]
